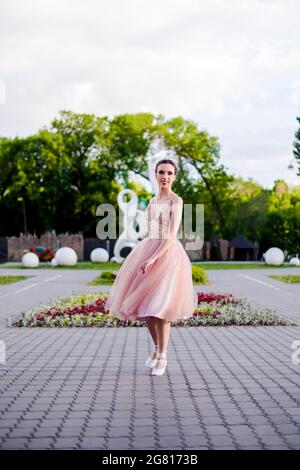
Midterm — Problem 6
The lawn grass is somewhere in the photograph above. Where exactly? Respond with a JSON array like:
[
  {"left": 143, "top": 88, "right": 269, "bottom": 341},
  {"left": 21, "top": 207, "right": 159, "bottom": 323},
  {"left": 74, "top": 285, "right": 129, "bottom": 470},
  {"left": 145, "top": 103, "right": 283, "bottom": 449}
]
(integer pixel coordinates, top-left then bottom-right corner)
[
  {"left": 0, "top": 262, "right": 118, "bottom": 270},
  {"left": 0, "top": 275, "right": 30, "bottom": 284},
  {"left": 0, "top": 261, "right": 298, "bottom": 270},
  {"left": 195, "top": 263, "right": 298, "bottom": 270},
  {"left": 268, "top": 275, "right": 300, "bottom": 284}
]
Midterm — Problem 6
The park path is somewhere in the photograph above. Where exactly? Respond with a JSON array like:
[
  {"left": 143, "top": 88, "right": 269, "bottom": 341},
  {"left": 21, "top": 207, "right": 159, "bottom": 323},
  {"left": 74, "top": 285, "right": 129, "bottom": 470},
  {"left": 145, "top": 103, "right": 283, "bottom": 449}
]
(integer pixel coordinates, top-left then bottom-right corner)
[{"left": 0, "top": 265, "right": 299, "bottom": 450}]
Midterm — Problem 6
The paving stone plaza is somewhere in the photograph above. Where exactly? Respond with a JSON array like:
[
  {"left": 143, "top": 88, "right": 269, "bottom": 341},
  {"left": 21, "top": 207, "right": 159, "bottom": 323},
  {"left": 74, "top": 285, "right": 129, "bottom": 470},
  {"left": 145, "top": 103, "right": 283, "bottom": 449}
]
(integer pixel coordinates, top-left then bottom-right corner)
[{"left": 0, "top": 265, "right": 299, "bottom": 450}]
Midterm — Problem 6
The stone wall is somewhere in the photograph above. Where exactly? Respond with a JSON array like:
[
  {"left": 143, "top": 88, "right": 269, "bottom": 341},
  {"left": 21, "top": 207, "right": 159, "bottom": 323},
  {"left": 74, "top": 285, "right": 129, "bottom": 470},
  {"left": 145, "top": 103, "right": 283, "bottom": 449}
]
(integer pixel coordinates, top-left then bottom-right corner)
[{"left": 7, "top": 231, "right": 84, "bottom": 261}]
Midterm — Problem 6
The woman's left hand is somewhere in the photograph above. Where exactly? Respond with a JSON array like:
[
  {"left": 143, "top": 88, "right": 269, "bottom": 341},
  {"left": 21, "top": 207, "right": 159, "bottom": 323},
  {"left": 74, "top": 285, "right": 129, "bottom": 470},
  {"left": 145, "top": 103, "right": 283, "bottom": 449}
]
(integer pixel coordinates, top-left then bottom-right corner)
[{"left": 139, "top": 258, "right": 155, "bottom": 275}]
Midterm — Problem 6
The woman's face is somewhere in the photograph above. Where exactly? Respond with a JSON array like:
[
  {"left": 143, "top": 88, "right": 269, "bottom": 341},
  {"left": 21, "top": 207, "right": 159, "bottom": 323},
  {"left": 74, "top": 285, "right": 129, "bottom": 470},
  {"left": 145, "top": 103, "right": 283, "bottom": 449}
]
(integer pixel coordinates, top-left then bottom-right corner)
[{"left": 155, "top": 163, "right": 176, "bottom": 190}]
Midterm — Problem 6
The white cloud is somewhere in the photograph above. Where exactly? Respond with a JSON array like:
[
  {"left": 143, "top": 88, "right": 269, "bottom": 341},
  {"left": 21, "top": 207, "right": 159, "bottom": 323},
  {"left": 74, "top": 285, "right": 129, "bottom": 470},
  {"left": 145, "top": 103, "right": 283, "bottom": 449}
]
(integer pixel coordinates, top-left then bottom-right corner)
[{"left": 0, "top": 0, "right": 300, "bottom": 188}]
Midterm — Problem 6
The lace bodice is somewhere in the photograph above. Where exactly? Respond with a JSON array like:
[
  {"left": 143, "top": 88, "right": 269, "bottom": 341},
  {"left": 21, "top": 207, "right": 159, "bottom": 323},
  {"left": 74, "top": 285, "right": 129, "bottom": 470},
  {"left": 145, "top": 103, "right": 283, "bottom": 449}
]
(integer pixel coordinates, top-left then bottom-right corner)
[{"left": 144, "top": 195, "right": 183, "bottom": 240}]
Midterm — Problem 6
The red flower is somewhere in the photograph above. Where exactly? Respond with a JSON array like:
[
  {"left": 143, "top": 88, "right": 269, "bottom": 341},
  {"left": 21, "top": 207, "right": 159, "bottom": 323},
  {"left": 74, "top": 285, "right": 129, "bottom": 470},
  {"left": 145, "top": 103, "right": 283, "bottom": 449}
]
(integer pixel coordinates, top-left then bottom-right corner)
[{"left": 197, "top": 292, "right": 238, "bottom": 305}]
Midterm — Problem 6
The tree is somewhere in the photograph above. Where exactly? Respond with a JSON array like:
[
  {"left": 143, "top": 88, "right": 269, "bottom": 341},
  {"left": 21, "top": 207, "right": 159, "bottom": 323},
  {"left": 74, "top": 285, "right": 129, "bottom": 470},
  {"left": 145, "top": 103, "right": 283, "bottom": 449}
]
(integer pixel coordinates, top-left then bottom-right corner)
[
  {"left": 293, "top": 114, "right": 300, "bottom": 176},
  {"left": 5, "top": 109, "right": 299, "bottom": 257},
  {"left": 226, "top": 177, "right": 269, "bottom": 243},
  {"left": 156, "top": 116, "right": 234, "bottom": 238},
  {"left": 260, "top": 180, "right": 300, "bottom": 254},
  {"left": 0, "top": 131, "right": 67, "bottom": 236}
]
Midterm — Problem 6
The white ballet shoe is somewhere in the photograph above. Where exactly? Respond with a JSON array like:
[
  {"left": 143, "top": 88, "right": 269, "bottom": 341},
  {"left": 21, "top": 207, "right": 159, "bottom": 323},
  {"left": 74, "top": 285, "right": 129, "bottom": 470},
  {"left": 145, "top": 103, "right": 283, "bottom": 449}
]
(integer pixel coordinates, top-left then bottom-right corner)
[
  {"left": 151, "top": 353, "right": 167, "bottom": 376},
  {"left": 145, "top": 355, "right": 158, "bottom": 368},
  {"left": 145, "top": 345, "right": 159, "bottom": 368}
]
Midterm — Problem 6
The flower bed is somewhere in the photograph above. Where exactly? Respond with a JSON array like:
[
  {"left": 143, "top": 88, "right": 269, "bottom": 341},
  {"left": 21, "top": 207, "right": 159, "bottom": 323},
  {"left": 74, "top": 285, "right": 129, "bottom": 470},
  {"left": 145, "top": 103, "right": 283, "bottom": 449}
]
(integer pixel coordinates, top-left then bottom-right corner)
[
  {"left": 197, "top": 292, "right": 239, "bottom": 305},
  {"left": 8, "top": 292, "right": 295, "bottom": 328}
]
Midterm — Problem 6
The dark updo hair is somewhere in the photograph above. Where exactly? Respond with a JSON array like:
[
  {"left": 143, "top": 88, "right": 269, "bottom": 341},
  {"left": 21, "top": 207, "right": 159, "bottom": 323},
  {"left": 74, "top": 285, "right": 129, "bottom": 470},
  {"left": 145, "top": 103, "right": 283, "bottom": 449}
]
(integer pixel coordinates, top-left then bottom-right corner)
[{"left": 155, "top": 159, "right": 177, "bottom": 175}]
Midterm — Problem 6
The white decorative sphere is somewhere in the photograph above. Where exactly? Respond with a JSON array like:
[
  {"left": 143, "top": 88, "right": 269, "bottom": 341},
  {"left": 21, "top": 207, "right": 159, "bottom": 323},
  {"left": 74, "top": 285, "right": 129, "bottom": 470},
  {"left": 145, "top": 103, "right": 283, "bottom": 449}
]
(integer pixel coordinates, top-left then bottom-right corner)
[
  {"left": 55, "top": 247, "right": 77, "bottom": 266},
  {"left": 51, "top": 257, "right": 58, "bottom": 267},
  {"left": 290, "top": 257, "right": 300, "bottom": 266},
  {"left": 264, "top": 247, "right": 284, "bottom": 266},
  {"left": 22, "top": 252, "right": 39, "bottom": 268},
  {"left": 90, "top": 248, "right": 109, "bottom": 263}
]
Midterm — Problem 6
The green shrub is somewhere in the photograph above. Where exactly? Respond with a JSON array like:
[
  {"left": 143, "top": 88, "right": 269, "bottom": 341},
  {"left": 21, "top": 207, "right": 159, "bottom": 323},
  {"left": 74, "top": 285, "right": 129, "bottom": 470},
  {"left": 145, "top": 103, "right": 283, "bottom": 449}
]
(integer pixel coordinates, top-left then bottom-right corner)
[
  {"left": 100, "top": 271, "right": 117, "bottom": 280},
  {"left": 192, "top": 265, "right": 208, "bottom": 284}
]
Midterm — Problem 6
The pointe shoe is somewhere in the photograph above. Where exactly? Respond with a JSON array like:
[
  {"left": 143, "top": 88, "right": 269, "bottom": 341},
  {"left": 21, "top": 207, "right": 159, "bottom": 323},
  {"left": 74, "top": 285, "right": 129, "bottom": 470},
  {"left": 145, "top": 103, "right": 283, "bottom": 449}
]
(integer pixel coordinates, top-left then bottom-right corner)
[
  {"left": 151, "top": 354, "right": 167, "bottom": 376},
  {"left": 145, "top": 346, "right": 159, "bottom": 368}
]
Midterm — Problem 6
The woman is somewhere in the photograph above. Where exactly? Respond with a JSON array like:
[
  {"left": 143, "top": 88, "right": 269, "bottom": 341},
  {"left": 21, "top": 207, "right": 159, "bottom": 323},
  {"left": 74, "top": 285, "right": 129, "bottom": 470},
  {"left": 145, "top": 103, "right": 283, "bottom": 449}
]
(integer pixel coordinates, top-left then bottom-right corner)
[{"left": 105, "top": 159, "right": 198, "bottom": 376}]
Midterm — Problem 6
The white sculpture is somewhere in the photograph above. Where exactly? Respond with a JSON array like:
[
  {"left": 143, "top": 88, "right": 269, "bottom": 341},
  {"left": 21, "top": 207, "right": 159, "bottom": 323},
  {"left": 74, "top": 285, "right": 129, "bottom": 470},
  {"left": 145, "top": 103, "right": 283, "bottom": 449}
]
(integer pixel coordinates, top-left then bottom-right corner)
[
  {"left": 51, "top": 258, "right": 58, "bottom": 267},
  {"left": 55, "top": 247, "right": 77, "bottom": 266},
  {"left": 22, "top": 252, "right": 39, "bottom": 268},
  {"left": 90, "top": 248, "right": 109, "bottom": 263},
  {"left": 111, "top": 189, "right": 147, "bottom": 263},
  {"left": 290, "top": 257, "right": 300, "bottom": 266},
  {"left": 263, "top": 247, "right": 284, "bottom": 265}
]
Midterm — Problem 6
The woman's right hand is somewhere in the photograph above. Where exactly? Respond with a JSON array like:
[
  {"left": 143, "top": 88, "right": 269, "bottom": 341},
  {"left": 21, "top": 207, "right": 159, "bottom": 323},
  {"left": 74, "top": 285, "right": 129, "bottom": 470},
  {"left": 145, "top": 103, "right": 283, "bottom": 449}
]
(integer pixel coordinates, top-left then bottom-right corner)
[{"left": 139, "top": 258, "right": 155, "bottom": 275}]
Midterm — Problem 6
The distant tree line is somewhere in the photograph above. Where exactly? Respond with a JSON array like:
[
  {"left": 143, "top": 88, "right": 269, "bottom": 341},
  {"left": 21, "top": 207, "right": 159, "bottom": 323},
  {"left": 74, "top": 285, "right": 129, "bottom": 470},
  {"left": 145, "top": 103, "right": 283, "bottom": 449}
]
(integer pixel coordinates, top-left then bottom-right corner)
[{"left": 0, "top": 110, "right": 299, "bottom": 254}]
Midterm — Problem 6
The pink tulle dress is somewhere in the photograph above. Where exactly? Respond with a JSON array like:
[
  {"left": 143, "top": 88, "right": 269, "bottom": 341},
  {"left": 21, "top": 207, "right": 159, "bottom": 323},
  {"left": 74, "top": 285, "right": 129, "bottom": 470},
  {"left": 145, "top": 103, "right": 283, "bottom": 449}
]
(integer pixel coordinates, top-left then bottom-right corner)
[{"left": 104, "top": 193, "right": 198, "bottom": 322}]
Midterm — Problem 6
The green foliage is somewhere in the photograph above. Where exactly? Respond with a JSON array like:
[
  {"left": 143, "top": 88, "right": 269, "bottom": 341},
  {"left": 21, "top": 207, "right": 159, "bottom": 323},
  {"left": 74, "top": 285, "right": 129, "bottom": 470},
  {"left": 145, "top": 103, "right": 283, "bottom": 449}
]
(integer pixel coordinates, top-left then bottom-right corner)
[
  {"left": 224, "top": 177, "right": 269, "bottom": 242},
  {"left": 260, "top": 180, "right": 300, "bottom": 253},
  {"left": 1, "top": 110, "right": 300, "bottom": 256},
  {"left": 0, "top": 275, "right": 29, "bottom": 284},
  {"left": 100, "top": 271, "right": 117, "bottom": 280},
  {"left": 155, "top": 116, "right": 234, "bottom": 238},
  {"left": 293, "top": 114, "right": 300, "bottom": 176},
  {"left": 269, "top": 275, "right": 300, "bottom": 284},
  {"left": 88, "top": 270, "right": 118, "bottom": 285},
  {"left": 0, "top": 110, "right": 228, "bottom": 238},
  {"left": 192, "top": 265, "right": 208, "bottom": 284}
]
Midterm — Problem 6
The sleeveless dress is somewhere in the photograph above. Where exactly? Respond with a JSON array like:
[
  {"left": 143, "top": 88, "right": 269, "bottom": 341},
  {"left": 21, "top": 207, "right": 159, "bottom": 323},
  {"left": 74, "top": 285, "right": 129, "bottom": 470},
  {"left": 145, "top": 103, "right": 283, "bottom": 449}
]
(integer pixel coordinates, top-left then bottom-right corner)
[{"left": 104, "top": 193, "right": 198, "bottom": 322}]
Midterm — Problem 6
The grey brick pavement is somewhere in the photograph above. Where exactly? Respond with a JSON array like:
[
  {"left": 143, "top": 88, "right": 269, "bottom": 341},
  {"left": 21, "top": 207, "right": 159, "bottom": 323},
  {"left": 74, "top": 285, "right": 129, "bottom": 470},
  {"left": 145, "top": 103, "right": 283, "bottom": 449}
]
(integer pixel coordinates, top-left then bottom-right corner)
[{"left": 0, "top": 265, "right": 299, "bottom": 450}]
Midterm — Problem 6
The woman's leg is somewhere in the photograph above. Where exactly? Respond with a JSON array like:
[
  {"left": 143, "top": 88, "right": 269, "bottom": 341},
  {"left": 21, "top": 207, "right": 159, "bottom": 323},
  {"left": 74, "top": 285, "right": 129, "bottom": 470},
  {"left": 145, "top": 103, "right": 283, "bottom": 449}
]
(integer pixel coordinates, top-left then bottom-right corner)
[
  {"left": 156, "top": 318, "right": 171, "bottom": 354},
  {"left": 150, "top": 318, "right": 170, "bottom": 373},
  {"left": 146, "top": 317, "right": 159, "bottom": 358}
]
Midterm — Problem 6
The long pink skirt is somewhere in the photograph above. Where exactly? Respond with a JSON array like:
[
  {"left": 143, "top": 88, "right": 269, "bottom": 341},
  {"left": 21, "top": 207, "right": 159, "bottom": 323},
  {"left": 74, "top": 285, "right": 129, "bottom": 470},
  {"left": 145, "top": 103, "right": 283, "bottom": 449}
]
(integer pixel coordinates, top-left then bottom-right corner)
[{"left": 104, "top": 237, "right": 198, "bottom": 322}]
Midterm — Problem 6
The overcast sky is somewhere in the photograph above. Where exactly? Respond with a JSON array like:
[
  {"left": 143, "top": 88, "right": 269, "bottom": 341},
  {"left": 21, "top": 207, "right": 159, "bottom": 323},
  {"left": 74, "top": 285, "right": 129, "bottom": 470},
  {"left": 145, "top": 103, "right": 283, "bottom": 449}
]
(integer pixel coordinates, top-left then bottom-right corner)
[{"left": 1, "top": 0, "right": 300, "bottom": 189}]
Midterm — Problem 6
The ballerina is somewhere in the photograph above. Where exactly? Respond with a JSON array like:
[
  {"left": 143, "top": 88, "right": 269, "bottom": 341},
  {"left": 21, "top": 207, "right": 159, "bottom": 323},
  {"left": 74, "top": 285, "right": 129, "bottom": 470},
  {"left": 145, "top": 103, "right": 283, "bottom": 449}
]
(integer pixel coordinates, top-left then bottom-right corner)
[{"left": 105, "top": 159, "right": 198, "bottom": 376}]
